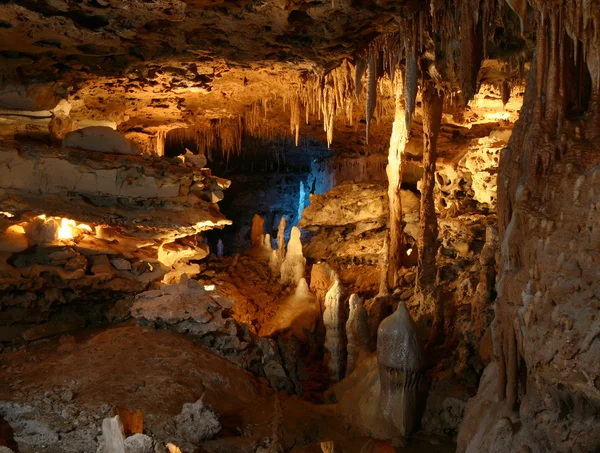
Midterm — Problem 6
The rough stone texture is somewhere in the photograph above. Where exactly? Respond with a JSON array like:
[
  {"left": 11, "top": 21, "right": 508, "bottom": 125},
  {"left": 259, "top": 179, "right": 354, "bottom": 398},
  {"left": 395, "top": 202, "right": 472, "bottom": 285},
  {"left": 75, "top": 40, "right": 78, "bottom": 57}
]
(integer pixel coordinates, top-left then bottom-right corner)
[
  {"left": 461, "top": 5, "right": 600, "bottom": 452},
  {"left": 456, "top": 363, "right": 539, "bottom": 453},
  {"left": 0, "top": 325, "right": 361, "bottom": 453},
  {"left": 123, "top": 434, "right": 154, "bottom": 453},
  {"left": 0, "top": 142, "right": 230, "bottom": 237},
  {"left": 0, "top": 140, "right": 231, "bottom": 339},
  {"left": 173, "top": 398, "right": 221, "bottom": 446},
  {"left": 131, "top": 278, "right": 297, "bottom": 393},
  {"left": 299, "top": 182, "right": 391, "bottom": 228},
  {"left": 301, "top": 182, "right": 419, "bottom": 266}
]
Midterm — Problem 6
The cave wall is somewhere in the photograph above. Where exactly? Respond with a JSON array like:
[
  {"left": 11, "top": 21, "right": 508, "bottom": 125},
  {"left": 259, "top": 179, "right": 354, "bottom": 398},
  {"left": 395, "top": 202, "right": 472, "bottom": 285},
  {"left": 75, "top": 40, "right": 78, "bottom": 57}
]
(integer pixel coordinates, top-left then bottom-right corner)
[{"left": 459, "top": 8, "right": 600, "bottom": 451}]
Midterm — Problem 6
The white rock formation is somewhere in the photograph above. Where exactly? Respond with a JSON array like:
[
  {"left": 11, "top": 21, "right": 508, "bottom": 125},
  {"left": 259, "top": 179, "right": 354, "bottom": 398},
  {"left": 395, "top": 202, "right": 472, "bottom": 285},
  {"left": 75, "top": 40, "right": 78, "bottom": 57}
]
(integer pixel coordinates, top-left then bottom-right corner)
[
  {"left": 345, "top": 294, "right": 370, "bottom": 376},
  {"left": 323, "top": 278, "right": 347, "bottom": 381},
  {"left": 377, "top": 302, "right": 425, "bottom": 438},
  {"left": 63, "top": 126, "right": 140, "bottom": 155},
  {"left": 102, "top": 415, "right": 125, "bottom": 453},
  {"left": 123, "top": 434, "right": 154, "bottom": 453},
  {"left": 279, "top": 226, "right": 306, "bottom": 286}
]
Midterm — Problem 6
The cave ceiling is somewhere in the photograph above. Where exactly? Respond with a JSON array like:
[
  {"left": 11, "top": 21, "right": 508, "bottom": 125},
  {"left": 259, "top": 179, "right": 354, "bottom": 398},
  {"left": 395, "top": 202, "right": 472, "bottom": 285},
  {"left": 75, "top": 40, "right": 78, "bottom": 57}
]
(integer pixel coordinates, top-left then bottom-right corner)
[{"left": 0, "top": 0, "right": 546, "bottom": 160}]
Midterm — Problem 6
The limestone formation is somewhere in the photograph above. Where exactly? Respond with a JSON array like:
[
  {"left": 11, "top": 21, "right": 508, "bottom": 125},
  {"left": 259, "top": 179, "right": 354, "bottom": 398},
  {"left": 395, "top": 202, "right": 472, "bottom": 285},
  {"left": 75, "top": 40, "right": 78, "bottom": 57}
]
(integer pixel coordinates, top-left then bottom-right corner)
[
  {"left": 251, "top": 214, "right": 266, "bottom": 248},
  {"left": 131, "top": 278, "right": 296, "bottom": 392},
  {"left": 323, "top": 278, "right": 347, "bottom": 382},
  {"left": 310, "top": 262, "right": 339, "bottom": 309},
  {"left": 277, "top": 217, "right": 287, "bottom": 260},
  {"left": 279, "top": 226, "right": 306, "bottom": 286},
  {"left": 377, "top": 302, "right": 425, "bottom": 438},
  {"left": 123, "top": 434, "right": 154, "bottom": 453},
  {"left": 102, "top": 416, "right": 125, "bottom": 453},
  {"left": 63, "top": 127, "right": 141, "bottom": 155},
  {"left": 0, "top": 2, "right": 598, "bottom": 453},
  {"left": 345, "top": 294, "right": 371, "bottom": 376},
  {"left": 174, "top": 397, "right": 221, "bottom": 445},
  {"left": 301, "top": 182, "right": 420, "bottom": 266}
]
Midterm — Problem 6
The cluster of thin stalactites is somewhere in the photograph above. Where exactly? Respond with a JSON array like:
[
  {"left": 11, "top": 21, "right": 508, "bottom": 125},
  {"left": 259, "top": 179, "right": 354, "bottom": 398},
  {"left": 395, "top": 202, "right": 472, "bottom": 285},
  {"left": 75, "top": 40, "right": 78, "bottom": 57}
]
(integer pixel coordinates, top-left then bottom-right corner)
[{"left": 166, "top": 1, "right": 598, "bottom": 159}]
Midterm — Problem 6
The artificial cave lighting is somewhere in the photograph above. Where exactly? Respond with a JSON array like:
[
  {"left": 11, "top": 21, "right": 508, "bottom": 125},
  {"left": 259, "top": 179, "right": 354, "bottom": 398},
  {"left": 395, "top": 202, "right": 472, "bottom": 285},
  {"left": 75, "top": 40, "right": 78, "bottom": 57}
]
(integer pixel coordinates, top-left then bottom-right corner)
[{"left": 0, "top": 1, "right": 598, "bottom": 453}]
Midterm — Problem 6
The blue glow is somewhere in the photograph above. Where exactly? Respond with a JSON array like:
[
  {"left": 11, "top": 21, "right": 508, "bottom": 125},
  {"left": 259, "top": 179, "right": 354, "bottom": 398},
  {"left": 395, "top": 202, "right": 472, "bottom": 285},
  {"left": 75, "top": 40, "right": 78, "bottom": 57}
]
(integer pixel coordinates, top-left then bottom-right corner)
[{"left": 297, "top": 180, "right": 305, "bottom": 223}]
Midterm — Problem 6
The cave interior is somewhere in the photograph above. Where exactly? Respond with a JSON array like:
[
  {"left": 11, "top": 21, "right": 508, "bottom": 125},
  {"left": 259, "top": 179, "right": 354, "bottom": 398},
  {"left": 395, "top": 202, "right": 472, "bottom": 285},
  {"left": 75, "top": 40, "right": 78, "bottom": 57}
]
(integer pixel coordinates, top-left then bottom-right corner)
[{"left": 0, "top": 1, "right": 599, "bottom": 453}]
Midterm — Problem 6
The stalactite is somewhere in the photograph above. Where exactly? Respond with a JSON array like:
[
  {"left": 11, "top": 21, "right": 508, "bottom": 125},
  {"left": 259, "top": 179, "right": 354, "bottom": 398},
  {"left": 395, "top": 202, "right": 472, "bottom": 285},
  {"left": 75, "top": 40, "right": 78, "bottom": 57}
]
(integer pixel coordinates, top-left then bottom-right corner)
[
  {"left": 355, "top": 54, "right": 367, "bottom": 102},
  {"left": 501, "top": 80, "right": 511, "bottom": 106},
  {"left": 154, "top": 129, "right": 167, "bottom": 157},
  {"left": 290, "top": 94, "right": 301, "bottom": 147},
  {"left": 404, "top": 36, "right": 418, "bottom": 131},
  {"left": 506, "top": 0, "right": 528, "bottom": 35},
  {"left": 458, "top": 0, "right": 484, "bottom": 104},
  {"left": 546, "top": 8, "right": 560, "bottom": 127},
  {"left": 534, "top": 12, "right": 548, "bottom": 121},
  {"left": 366, "top": 49, "right": 377, "bottom": 144}
]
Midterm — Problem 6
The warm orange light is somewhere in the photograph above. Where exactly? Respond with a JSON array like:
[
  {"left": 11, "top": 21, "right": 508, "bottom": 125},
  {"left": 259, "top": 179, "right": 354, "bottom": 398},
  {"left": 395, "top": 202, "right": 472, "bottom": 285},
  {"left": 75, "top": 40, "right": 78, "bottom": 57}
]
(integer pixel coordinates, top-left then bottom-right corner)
[
  {"left": 58, "top": 218, "right": 77, "bottom": 240},
  {"left": 7, "top": 225, "right": 25, "bottom": 234},
  {"left": 77, "top": 223, "right": 93, "bottom": 233},
  {"left": 0, "top": 211, "right": 14, "bottom": 218}
]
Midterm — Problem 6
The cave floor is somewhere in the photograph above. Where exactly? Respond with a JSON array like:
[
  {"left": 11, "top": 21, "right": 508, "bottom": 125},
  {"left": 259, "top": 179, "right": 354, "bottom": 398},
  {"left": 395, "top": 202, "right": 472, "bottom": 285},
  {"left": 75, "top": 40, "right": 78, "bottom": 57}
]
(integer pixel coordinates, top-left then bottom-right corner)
[{"left": 0, "top": 322, "right": 455, "bottom": 453}]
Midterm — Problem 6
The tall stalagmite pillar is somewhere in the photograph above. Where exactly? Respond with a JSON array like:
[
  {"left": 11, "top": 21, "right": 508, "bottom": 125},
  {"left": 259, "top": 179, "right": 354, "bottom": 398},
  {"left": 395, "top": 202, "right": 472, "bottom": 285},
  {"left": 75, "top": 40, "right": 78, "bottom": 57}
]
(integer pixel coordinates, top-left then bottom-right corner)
[
  {"left": 385, "top": 75, "right": 409, "bottom": 289},
  {"left": 417, "top": 82, "right": 444, "bottom": 337}
]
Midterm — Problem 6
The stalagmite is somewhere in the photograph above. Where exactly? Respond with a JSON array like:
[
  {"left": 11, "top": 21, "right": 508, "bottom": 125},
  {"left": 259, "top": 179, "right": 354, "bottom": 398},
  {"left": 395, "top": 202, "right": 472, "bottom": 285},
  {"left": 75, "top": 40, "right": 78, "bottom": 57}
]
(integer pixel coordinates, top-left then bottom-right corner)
[
  {"left": 471, "top": 226, "right": 499, "bottom": 342},
  {"left": 269, "top": 250, "right": 280, "bottom": 278},
  {"left": 417, "top": 82, "right": 444, "bottom": 338},
  {"left": 345, "top": 294, "right": 370, "bottom": 376},
  {"left": 310, "top": 262, "right": 338, "bottom": 309},
  {"left": 323, "top": 278, "right": 346, "bottom": 381},
  {"left": 251, "top": 214, "right": 265, "bottom": 248},
  {"left": 216, "top": 239, "right": 225, "bottom": 258},
  {"left": 277, "top": 217, "right": 287, "bottom": 260},
  {"left": 263, "top": 234, "right": 273, "bottom": 251},
  {"left": 377, "top": 302, "right": 424, "bottom": 438},
  {"left": 280, "top": 226, "right": 306, "bottom": 286}
]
